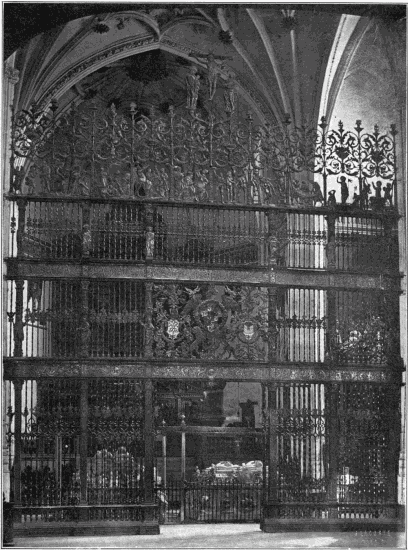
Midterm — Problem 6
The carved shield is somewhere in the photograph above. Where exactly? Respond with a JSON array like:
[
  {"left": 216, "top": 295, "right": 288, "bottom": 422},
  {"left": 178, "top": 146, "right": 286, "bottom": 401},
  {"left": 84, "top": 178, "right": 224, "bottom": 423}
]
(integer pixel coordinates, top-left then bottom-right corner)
[{"left": 167, "top": 319, "right": 180, "bottom": 340}]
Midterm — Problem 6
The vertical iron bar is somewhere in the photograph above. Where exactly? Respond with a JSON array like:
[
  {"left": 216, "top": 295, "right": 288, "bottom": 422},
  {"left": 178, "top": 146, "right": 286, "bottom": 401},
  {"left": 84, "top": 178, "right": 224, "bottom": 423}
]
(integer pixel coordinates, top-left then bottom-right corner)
[
  {"left": 267, "top": 382, "right": 278, "bottom": 518},
  {"left": 385, "top": 384, "right": 400, "bottom": 514},
  {"left": 144, "top": 282, "right": 153, "bottom": 359},
  {"left": 13, "top": 279, "right": 24, "bottom": 357},
  {"left": 16, "top": 198, "right": 26, "bottom": 260},
  {"left": 13, "top": 379, "right": 23, "bottom": 519},
  {"left": 327, "top": 290, "right": 336, "bottom": 364},
  {"left": 79, "top": 380, "right": 88, "bottom": 508},
  {"left": 144, "top": 379, "right": 154, "bottom": 502},
  {"left": 268, "top": 287, "right": 278, "bottom": 363},
  {"left": 162, "top": 433, "right": 167, "bottom": 487},
  {"left": 79, "top": 280, "right": 90, "bottom": 358},
  {"left": 327, "top": 383, "right": 339, "bottom": 518},
  {"left": 326, "top": 213, "right": 336, "bottom": 270}
]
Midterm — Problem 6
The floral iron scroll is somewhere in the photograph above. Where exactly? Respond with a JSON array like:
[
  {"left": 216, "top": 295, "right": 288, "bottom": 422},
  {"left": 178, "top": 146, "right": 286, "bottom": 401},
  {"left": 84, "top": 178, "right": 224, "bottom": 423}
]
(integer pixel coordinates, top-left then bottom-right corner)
[
  {"left": 10, "top": 69, "right": 397, "bottom": 208},
  {"left": 152, "top": 284, "right": 269, "bottom": 360}
]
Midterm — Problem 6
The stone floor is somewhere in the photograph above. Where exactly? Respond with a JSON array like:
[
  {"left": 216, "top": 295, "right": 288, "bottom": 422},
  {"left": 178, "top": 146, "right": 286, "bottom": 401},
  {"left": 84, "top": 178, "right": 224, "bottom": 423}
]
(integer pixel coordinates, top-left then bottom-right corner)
[{"left": 13, "top": 524, "right": 406, "bottom": 548}]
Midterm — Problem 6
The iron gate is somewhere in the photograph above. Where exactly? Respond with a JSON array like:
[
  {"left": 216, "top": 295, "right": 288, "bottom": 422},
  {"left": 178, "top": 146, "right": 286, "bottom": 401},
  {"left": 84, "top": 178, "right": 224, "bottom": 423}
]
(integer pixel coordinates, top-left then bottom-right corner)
[{"left": 155, "top": 481, "right": 262, "bottom": 523}]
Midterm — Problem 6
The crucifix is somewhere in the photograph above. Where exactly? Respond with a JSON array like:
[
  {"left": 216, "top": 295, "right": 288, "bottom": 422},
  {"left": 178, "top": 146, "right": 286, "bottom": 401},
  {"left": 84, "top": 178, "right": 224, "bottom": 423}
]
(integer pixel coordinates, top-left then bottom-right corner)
[{"left": 189, "top": 51, "right": 233, "bottom": 100}]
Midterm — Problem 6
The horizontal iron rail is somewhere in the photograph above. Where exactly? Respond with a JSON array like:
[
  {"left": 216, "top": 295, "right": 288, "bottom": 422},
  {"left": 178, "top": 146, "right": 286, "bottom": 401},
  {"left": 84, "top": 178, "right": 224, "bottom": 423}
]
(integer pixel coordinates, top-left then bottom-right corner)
[
  {"left": 4, "top": 359, "right": 402, "bottom": 384},
  {"left": 4, "top": 195, "right": 401, "bottom": 218},
  {"left": 265, "top": 502, "right": 399, "bottom": 507},
  {"left": 15, "top": 504, "right": 157, "bottom": 510},
  {"left": 4, "top": 262, "right": 402, "bottom": 292}
]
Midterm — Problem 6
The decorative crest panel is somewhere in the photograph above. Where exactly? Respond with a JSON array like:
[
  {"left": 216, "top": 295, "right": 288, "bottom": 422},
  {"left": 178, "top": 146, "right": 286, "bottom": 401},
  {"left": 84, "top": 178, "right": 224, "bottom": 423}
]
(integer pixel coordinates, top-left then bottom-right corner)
[{"left": 152, "top": 283, "right": 269, "bottom": 360}]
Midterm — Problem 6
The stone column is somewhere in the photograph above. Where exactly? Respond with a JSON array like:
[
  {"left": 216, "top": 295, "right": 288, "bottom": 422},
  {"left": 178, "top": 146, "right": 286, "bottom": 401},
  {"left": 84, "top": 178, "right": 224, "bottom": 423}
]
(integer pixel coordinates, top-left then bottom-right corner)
[
  {"left": 2, "top": 61, "right": 19, "bottom": 195},
  {"left": 3, "top": 61, "right": 20, "bottom": 500}
]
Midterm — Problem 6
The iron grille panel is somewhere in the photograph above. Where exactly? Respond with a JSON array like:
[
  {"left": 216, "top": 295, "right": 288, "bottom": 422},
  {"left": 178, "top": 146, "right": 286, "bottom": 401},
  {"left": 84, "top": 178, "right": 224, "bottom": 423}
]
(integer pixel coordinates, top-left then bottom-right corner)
[
  {"left": 266, "top": 382, "right": 399, "bottom": 520},
  {"left": 87, "top": 380, "right": 145, "bottom": 505},
  {"left": 276, "top": 288, "right": 327, "bottom": 363},
  {"left": 88, "top": 281, "right": 144, "bottom": 358}
]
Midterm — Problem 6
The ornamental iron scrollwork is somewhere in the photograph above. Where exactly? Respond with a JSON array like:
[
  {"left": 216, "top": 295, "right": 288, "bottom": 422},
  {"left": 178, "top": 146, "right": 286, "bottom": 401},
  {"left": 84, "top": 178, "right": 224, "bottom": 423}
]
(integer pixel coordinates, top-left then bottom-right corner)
[
  {"left": 88, "top": 379, "right": 144, "bottom": 443},
  {"left": 333, "top": 384, "right": 393, "bottom": 504},
  {"left": 330, "top": 291, "right": 390, "bottom": 366},
  {"left": 9, "top": 68, "right": 397, "bottom": 210}
]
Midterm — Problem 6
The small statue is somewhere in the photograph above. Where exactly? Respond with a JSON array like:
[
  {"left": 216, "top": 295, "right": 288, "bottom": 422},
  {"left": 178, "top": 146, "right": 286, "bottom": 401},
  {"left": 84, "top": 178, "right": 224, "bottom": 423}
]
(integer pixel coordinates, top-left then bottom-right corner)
[
  {"left": 373, "top": 180, "right": 382, "bottom": 199},
  {"left": 352, "top": 188, "right": 360, "bottom": 208},
  {"left": 27, "top": 279, "right": 42, "bottom": 309},
  {"left": 192, "top": 465, "right": 201, "bottom": 481},
  {"left": 327, "top": 190, "right": 337, "bottom": 207},
  {"left": 383, "top": 183, "right": 393, "bottom": 206},
  {"left": 312, "top": 181, "right": 324, "bottom": 205},
  {"left": 135, "top": 165, "right": 147, "bottom": 197},
  {"left": 25, "top": 165, "right": 37, "bottom": 195},
  {"left": 185, "top": 65, "right": 200, "bottom": 111},
  {"left": 196, "top": 169, "right": 209, "bottom": 201},
  {"left": 223, "top": 73, "right": 237, "bottom": 113},
  {"left": 155, "top": 166, "right": 169, "bottom": 198},
  {"left": 338, "top": 175, "right": 349, "bottom": 204},
  {"left": 82, "top": 223, "right": 92, "bottom": 256},
  {"left": 145, "top": 167, "right": 154, "bottom": 197},
  {"left": 173, "top": 165, "right": 184, "bottom": 198},
  {"left": 226, "top": 169, "right": 235, "bottom": 203},
  {"left": 145, "top": 226, "right": 155, "bottom": 260},
  {"left": 183, "top": 172, "right": 194, "bottom": 200},
  {"left": 360, "top": 180, "right": 371, "bottom": 209},
  {"left": 11, "top": 166, "right": 24, "bottom": 194}
]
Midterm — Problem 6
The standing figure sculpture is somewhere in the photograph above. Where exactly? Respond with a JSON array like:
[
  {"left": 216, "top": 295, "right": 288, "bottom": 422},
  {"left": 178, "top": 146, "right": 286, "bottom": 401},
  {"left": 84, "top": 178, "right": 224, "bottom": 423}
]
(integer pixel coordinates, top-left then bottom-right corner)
[
  {"left": 186, "top": 65, "right": 200, "bottom": 111},
  {"left": 360, "top": 180, "right": 371, "bottom": 209},
  {"left": 226, "top": 169, "right": 235, "bottom": 203},
  {"left": 224, "top": 73, "right": 237, "bottom": 113},
  {"left": 373, "top": 180, "right": 382, "bottom": 200},
  {"left": 312, "top": 181, "right": 324, "bottom": 206},
  {"left": 189, "top": 52, "right": 232, "bottom": 100},
  {"left": 338, "top": 176, "right": 349, "bottom": 205},
  {"left": 383, "top": 183, "right": 393, "bottom": 206},
  {"left": 327, "top": 190, "right": 337, "bottom": 207}
]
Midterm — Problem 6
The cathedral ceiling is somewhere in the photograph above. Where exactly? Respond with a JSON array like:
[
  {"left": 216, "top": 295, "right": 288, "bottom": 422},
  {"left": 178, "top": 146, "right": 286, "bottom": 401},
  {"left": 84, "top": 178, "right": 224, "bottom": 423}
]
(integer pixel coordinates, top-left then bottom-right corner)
[{"left": 7, "top": 4, "right": 405, "bottom": 130}]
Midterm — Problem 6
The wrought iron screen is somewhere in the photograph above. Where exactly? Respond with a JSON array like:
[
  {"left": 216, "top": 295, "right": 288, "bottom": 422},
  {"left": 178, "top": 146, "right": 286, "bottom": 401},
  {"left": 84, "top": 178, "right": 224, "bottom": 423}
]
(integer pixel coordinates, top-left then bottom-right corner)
[
  {"left": 266, "top": 382, "right": 399, "bottom": 520},
  {"left": 274, "top": 383, "right": 326, "bottom": 519},
  {"left": 17, "top": 380, "right": 81, "bottom": 509},
  {"left": 88, "top": 281, "right": 144, "bottom": 357},
  {"left": 87, "top": 380, "right": 144, "bottom": 505},
  {"left": 6, "top": 378, "right": 147, "bottom": 523},
  {"left": 6, "top": 280, "right": 399, "bottom": 368},
  {"left": 276, "top": 288, "right": 326, "bottom": 363},
  {"left": 332, "top": 290, "right": 393, "bottom": 366}
]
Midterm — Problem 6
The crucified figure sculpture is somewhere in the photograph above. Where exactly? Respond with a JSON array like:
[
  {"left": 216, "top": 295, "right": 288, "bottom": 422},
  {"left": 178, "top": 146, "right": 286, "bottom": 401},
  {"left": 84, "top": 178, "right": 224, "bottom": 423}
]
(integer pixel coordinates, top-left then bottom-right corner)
[{"left": 189, "top": 51, "right": 232, "bottom": 100}]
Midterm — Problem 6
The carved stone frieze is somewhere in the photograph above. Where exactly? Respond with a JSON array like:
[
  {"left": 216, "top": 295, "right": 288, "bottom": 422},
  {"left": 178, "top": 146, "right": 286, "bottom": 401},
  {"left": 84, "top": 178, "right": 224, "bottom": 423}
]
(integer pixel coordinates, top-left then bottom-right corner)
[
  {"left": 271, "top": 367, "right": 395, "bottom": 383},
  {"left": 3, "top": 358, "right": 399, "bottom": 384},
  {"left": 150, "top": 364, "right": 270, "bottom": 380},
  {"left": 6, "top": 259, "right": 400, "bottom": 291}
]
